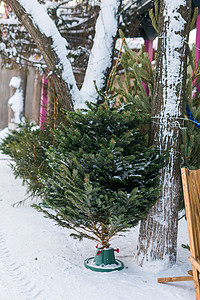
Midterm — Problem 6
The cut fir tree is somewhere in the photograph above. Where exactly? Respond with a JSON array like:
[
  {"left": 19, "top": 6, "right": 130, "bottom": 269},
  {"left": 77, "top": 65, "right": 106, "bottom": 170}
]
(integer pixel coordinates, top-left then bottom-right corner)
[{"left": 33, "top": 96, "right": 167, "bottom": 271}]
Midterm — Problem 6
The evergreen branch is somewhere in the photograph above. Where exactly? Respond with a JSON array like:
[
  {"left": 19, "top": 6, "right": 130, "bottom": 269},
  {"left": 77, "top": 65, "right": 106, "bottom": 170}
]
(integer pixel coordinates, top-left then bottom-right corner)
[
  {"left": 149, "top": 8, "right": 158, "bottom": 33},
  {"left": 106, "top": 35, "right": 125, "bottom": 93},
  {"left": 155, "top": 0, "right": 159, "bottom": 24},
  {"left": 55, "top": 210, "right": 101, "bottom": 239},
  {"left": 190, "top": 7, "right": 198, "bottom": 31}
]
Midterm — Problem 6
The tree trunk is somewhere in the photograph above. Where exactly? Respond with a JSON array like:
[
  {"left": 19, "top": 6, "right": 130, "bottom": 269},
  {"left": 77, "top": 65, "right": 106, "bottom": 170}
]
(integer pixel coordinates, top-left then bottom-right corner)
[
  {"left": 4, "top": 0, "right": 74, "bottom": 110},
  {"left": 100, "top": 0, "right": 122, "bottom": 94},
  {"left": 80, "top": 0, "right": 122, "bottom": 104},
  {"left": 136, "top": 0, "right": 191, "bottom": 266}
]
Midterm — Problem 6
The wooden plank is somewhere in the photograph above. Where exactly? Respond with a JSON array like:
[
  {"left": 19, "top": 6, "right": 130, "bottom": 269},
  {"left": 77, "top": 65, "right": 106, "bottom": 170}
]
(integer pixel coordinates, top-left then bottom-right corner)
[
  {"left": 0, "top": 64, "right": 13, "bottom": 129},
  {"left": 189, "top": 257, "right": 200, "bottom": 274},
  {"left": 188, "top": 171, "right": 200, "bottom": 300},
  {"left": 189, "top": 171, "right": 200, "bottom": 257},
  {"left": 188, "top": 270, "right": 200, "bottom": 280},
  {"left": 158, "top": 276, "right": 194, "bottom": 283},
  {"left": 0, "top": 62, "right": 39, "bottom": 129},
  {"left": 181, "top": 168, "right": 200, "bottom": 300},
  {"left": 181, "top": 169, "right": 196, "bottom": 257},
  {"left": 188, "top": 270, "right": 193, "bottom": 276},
  {"left": 158, "top": 169, "right": 200, "bottom": 299}
]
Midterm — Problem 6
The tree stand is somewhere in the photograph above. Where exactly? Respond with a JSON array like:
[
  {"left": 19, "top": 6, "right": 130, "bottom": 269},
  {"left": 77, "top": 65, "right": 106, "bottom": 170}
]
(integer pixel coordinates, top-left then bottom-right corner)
[{"left": 84, "top": 247, "right": 124, "bottom": 272}]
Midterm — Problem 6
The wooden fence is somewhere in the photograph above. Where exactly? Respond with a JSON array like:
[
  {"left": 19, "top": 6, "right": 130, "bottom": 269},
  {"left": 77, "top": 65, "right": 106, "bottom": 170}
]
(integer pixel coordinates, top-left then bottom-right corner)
[
  {"left": 0, "top": 65, "right": 41, "bottom": 130},
  {"left": 158, "top": 168, "right": 200, "bottom": 300}
]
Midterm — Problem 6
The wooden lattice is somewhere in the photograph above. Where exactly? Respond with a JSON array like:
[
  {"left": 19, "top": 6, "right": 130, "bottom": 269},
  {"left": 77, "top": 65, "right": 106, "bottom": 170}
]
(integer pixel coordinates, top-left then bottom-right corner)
[{"left": 158, "top": 168, "right": 200, "bottom": 300}]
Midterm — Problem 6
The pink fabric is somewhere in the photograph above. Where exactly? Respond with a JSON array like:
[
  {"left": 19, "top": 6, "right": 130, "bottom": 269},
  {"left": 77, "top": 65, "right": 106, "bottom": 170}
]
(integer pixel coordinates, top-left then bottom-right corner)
[
  {"left": 3, "top": 5, "right": 10, "bottom": 19},
  {"left": 142, "top": 40, "right": 153, "bottom": 96},
  {"left": 39, "top": 74, "right": 48, "bottom": 130},
  {"left": 195, "top": 14, "right": 200, "bottom": 93},
  {"left": 144, "top": 40, "right": 153, "bottom": 62}
]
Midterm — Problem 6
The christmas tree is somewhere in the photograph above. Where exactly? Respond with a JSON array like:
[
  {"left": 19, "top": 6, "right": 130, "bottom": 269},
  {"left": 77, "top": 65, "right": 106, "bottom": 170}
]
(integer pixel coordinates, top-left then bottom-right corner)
[
  {"left": 180, "top": 45, "right": 200, "bottom": 169},
  {"left": 114, "top": 31, "right": 200, "bottom": 169},
  {"left": 33, "top": 94, "right": 167, "bottom": 249},
  {"left": 113, "top": 30, "right": 154, "bottom": 114},
  {"left": 0, "top": 120, "right": 55, "bottom": 199}
]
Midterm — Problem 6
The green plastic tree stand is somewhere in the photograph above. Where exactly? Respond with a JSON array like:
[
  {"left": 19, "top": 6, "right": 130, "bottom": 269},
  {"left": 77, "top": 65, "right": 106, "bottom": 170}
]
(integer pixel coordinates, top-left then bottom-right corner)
[{"left": 84, "top": 248, "right": 124, "bottom": 272}]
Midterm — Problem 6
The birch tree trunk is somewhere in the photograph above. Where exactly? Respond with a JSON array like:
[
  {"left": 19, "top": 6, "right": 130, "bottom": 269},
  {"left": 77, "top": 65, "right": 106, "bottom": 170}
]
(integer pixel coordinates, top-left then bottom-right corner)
[{"left": 136, "top": 0, "right": 191, "bottom": 265}]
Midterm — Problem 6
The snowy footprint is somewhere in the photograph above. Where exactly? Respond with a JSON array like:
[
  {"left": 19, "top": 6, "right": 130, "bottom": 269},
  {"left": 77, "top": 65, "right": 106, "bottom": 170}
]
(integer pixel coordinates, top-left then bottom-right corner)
[{"left": 0, "top": 230, "right": 44, "bottom": 299}]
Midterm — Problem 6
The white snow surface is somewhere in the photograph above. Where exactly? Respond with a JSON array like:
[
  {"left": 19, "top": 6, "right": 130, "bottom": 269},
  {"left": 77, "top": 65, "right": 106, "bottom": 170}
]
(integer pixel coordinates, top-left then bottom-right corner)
[{"left": 0, "top": 132, "right": 195, "bottom": 299}]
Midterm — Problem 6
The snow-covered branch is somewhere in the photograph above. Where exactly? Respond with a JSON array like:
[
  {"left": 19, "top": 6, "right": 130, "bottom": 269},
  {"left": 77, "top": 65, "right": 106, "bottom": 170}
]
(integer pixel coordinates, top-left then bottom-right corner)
[
  {"left": 80, "top": 0, "right": 120, "bottom": 108},
  {"left": 3, "top": 0, "right": 121, "bottom": 109},
  {"left": 17, "top": 0, "right": 81, "bottom": 103}
]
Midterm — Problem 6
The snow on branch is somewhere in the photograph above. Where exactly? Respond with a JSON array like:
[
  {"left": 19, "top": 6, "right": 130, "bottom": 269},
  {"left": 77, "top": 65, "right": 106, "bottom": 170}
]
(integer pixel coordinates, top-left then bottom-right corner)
[
  {"left": 5, "top": 0, "right": 120, "bottom": 109},
  {"left": 79, "top": 0, "right": 120, "bottom": 108},
  {"left": 18, "top": 0, "right": 81, "bottom": 104}
]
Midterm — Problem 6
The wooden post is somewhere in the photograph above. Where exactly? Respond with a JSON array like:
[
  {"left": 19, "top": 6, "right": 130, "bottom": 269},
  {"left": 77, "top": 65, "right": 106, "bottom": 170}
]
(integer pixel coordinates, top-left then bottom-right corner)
[
  {"left": 142, "top": 39, "right": 153, "bottom": 96},
  {"left": 8, "top": 82, "right": 15, "bottom": 130},
  {"left": 158, "top": 276, "right": 194, "bottom": 283},
  {"left": 181, "top": 168, "right": 200, "bottom": 300},
  {"left": 39, "top": 73, "right": 48, "bottom": 130},
  {"left": 32, "top": 70, "right": 41, "bottom": 123},
  {"left": 8, "top": 70, "right": 26, "bottom": 130}
]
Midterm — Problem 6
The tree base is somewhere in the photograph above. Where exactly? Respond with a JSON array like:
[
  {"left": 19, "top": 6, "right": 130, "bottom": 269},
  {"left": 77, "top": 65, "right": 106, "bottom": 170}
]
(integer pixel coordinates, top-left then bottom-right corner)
[{"left": 84, "top": 248, "right": 124, "bottom": 272}]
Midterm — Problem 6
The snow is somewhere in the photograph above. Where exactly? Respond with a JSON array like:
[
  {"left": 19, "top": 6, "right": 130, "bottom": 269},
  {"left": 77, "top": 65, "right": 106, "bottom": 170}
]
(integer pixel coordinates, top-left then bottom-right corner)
[
  {"left": 160, "top": 0, "right": 186, "bottom": 119},
  {"left": 0, "top": 17, "right": 18, "bottom": 25},
  {"left": 12, "top": 0, "right": 121, "bottom": 109},
  {"left": 18, "top": 0, "right": 81, "bottom": 104},
  {"left": 156, "top": 0, "right": 188, "bottom": 197},
  {"left": 116, "top": 37, "right": 158, "bottom": 51},
  {"left": 0, "top": 132, "right": 195, "bottom": 299},
  {"left": 79, "top": 0, "right": 120, "bottom": 108},
  {"left": 189, "top": 29, "right": 196, "bottom": 46},
  {"left": 0, "top": 127, "right": 9, "bottom": 140},
  {"left": 8, "top": 76, "right": 24, "bottom": 124},
  {"left": 9, "top": 76, "right": 21, "bottom": 89}
]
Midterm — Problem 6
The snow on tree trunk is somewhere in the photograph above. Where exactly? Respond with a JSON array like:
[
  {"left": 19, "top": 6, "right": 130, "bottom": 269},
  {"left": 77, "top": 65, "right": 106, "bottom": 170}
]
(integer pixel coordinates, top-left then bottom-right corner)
[{"left": 136, "top": 0, "right": 191, "bottom": 266}]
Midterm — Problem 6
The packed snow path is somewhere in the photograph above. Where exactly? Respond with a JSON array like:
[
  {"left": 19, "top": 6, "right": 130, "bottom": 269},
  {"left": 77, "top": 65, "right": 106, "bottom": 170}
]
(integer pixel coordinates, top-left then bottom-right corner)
[{"left": 0, "top": 151, "right": 195, "bottom": 299}]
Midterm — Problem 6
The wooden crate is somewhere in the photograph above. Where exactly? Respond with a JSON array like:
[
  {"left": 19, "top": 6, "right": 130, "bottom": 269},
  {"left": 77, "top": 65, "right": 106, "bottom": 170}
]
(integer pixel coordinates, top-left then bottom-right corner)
[{"left": 158, "top": 168, "right": 200, "bottom": 300}]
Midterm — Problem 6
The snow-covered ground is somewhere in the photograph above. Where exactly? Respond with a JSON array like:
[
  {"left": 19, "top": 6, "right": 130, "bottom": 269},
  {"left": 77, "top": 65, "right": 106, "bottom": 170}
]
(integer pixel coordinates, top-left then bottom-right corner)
[{"left": 0, "top": 131, "right": 195, "bottom": 300}]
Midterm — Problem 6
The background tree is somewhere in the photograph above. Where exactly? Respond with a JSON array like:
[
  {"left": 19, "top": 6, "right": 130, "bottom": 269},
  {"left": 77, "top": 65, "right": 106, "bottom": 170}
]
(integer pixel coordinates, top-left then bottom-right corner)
[
  {"left": 136, "top": 0, "right": 191, "bottom": 265},
  {"left": 2, "top": 0, "right": 122, "bottom": 109}
]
